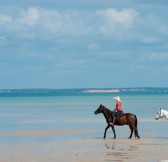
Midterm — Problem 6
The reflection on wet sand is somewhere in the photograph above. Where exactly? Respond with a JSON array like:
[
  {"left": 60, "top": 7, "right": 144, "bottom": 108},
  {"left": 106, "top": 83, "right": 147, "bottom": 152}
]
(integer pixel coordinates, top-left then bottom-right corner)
[
  {"left": 102, "top": 138, "right": 168, "bottom": 162},
  {"left": 104, "top": 139, "right": 138, "bottom": 162}
]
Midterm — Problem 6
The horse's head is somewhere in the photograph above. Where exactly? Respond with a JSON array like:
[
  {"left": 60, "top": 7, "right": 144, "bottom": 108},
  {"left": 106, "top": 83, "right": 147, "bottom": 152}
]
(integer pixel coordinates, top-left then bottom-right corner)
[
  {"left": 155, "top": 108, "right": 162, "bottom": 120},
  {"left": 94, "top": 104, "right": 104, "bottom": 115}
]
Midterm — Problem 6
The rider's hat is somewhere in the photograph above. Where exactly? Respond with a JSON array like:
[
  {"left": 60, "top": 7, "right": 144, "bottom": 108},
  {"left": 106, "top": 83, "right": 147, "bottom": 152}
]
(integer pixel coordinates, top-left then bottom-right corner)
[{"left": 113, "top": 96, "right": 121, "bottom": 101}]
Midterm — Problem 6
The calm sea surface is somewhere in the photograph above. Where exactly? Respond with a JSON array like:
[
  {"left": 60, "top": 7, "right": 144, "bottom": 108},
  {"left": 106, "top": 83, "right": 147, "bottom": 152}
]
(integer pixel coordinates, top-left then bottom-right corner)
[{"left": 0, "top": 93, "right": 168, "bottom": 145}]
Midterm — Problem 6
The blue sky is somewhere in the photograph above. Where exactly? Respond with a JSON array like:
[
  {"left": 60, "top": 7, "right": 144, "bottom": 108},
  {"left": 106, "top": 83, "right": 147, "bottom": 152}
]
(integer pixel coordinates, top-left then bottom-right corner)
[{"left": 0, "top": 0, "right": 168, "bottom": 89}]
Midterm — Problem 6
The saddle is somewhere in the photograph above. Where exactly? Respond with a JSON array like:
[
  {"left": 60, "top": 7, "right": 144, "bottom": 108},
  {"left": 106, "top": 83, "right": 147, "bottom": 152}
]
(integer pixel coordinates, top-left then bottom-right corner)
[
  {"left": 112, "top": 111, "right": 124, "bottom": 118},
  {"left": 117, "top": 111, "right": 124, "bottom": 117}
]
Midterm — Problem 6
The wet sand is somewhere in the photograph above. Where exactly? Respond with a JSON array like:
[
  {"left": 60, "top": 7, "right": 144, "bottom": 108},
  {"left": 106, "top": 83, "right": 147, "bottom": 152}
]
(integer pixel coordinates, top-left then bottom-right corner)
[
  {"left": 4, "top": 129, "right": 95, "bottom": 136},
  {"left": 1, "top": 129, "right": 168, "bottom": 162}
]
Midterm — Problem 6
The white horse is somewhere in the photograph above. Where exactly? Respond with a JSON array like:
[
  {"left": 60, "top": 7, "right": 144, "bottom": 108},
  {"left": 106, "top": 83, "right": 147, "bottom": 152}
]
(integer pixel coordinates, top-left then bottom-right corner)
[{"left": 155, "top": 108, "right": 168, "bottom": 120}]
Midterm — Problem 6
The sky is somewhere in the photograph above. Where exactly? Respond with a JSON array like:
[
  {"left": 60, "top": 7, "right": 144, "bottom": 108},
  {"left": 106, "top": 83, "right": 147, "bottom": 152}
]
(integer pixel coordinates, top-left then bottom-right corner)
[{"left": 0, "top": 0, "right": 168, "bottom": 89}]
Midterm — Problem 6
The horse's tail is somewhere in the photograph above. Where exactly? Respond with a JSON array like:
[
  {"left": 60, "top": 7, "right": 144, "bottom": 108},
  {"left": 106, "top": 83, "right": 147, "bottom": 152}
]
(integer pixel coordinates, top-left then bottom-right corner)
[{"left": 134, "top": 115, "right": 140, "bottom": 139}]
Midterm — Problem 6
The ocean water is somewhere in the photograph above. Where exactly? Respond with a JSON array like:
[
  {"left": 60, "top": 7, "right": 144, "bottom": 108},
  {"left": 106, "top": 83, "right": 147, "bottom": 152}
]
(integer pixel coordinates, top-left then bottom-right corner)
[{"left": 0, "top": 92, "right": 168, "bottom": 145}]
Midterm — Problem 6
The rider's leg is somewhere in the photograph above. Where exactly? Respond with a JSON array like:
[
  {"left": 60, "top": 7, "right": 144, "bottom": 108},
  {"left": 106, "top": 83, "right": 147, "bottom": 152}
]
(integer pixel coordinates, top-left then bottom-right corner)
[
  {"left": 110, "top": 112, "right": 116, "bottom": 126},
  {"left": 110, "top": 111, "right": 122, "bottom": 126},
  {"left": 110, "top": 116, "right": 115, "bottom": 126}
]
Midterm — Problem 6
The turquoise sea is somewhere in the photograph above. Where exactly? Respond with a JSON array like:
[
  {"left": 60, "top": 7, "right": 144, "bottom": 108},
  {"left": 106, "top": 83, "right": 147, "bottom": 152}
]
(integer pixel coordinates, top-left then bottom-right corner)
[{"left": 0, "top": 92, "right": 168, "bottom": 146}]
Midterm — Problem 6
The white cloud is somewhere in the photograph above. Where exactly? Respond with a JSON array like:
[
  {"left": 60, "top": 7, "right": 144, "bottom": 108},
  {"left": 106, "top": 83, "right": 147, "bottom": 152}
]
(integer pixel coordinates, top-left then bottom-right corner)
[
  {"left": 16, "top": 8, "right": 62, "bottom": 40},
  {"left": 0, "top": 36, "right": 7, "bottom": 45},
  {"left": 87, "top": 43, "right": 99, "bottom": 50},
  {"left": 19, "top": 7, "right": 40, "bottom": 26},
  {"left": 96, "top": 8, "right": 137, "bottom": 27},
  {"left": 39, "top": 9, "right": 62, "bottom": 33},
  {"left": 0, "top": 14, "right": 12, "bottom": 25},
  {"left": 96, "top": 8, "right": 138, "bottom": 38},
  {"left": 0, "top": 7, "right": 92, "bottom": 39},
  {"left": 149, "top": 52, "right": 168, "bottom": 61},
  {"left": 140, "top": 36, "right": 158, "bottom": 43},
  {"left": 0, "top": 6, "right": 167, "bottom": 44},
  {"left": 0, "top": 6, "right": 164, "bottom": 43},
  {"left": 133, "top": 52, "right": 168, "bottom": 67}
]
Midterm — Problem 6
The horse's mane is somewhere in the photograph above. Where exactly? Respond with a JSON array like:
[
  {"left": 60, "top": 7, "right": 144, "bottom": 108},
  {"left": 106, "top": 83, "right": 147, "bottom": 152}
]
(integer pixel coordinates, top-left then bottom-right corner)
[{"left": 101, "top": 105, "right": 113, "bottom": 113}]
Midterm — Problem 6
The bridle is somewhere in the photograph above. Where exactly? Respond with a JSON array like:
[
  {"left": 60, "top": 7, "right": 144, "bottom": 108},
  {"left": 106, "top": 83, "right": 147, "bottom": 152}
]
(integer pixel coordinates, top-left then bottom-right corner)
[{"left": 157, "top": 108, "right": 163, "bottom": 118}]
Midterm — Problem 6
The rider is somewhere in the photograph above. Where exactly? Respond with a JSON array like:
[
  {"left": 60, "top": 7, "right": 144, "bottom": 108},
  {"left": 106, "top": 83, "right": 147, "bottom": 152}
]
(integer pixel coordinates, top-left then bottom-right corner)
[{"left": 110, "top": 96, "right": 123, "bottom": 126}]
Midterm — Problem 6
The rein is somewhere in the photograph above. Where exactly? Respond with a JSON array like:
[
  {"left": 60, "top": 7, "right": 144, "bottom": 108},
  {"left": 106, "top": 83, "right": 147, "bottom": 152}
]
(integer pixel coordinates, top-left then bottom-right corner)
[{"left": 102, "top": 107, "right": 112, "bottom": 117}]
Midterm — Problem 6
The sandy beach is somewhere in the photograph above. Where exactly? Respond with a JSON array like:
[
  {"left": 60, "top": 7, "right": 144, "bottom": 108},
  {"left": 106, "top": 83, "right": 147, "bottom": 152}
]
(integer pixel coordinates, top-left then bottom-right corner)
[{"left": 1, "top": 127, "right": 168, "bottom": 162}]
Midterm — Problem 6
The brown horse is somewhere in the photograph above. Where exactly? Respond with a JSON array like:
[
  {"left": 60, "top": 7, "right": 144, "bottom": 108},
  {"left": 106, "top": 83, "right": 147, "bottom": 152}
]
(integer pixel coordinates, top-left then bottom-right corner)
[{"left": 94, "top": 104, "right": 140, "bottom": 139}]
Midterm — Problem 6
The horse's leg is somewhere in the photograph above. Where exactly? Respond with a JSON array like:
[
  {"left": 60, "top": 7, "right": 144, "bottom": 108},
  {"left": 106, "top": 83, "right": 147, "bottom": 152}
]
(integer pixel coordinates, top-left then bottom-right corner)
[
  {"left": 134, "top": 115, "right": 140, "bottom": 139},
  {"left": 104, "top": 125, "right": 110, "bottom": 139},
  {"left": 129, "top": 125, "right": 133, "bottom": 139},
  {"left": 165, "top": 115, "right": 168, "bottom": 120},
  {"left": 111, "top": 126, "right": 116, "bottom": 139},
  {"left": 134, "top": 128, "right": 140, "bottom": 138},
  {"left": 129, "top": 124, "right": 140, "bottom": 139}
]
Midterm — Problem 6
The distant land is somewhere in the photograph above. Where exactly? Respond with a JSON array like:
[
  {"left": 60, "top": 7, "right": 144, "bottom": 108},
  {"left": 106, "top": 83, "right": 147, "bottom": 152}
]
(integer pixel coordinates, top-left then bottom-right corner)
[{"left": 0, "top": 87, "right": 168, "bottom": 94}]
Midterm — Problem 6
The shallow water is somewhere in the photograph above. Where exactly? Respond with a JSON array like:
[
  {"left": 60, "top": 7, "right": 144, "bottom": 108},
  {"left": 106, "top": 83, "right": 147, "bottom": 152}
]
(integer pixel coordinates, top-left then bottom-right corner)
[{"left": 0, "top": 93, "right": 168, "bottom": 145}]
